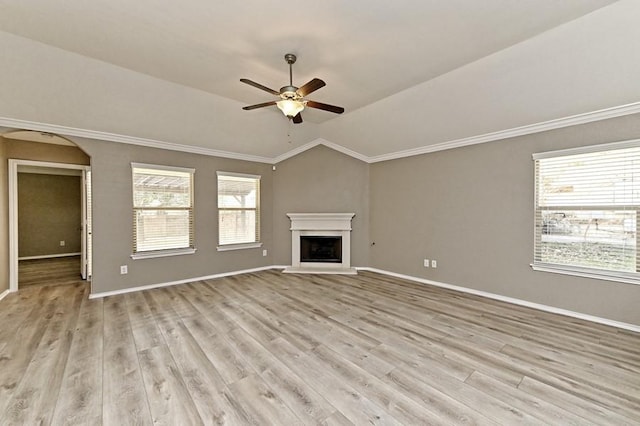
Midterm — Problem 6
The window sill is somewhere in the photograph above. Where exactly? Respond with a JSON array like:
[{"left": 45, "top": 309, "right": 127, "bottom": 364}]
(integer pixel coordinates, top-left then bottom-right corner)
[
  {"left": 217, "top": 242, "right": 262, "bottom": 252},
  {"left": 131, "top": 248, "right": 196, "bottom": 260},
  {"left": 531, "top": 262, "right": 640, "bottom": 286}
]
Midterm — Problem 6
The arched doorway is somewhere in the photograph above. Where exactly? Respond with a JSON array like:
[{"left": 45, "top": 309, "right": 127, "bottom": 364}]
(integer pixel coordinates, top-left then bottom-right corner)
[{"left": 3, "top": 130, "right": 92, "bottom": 292}]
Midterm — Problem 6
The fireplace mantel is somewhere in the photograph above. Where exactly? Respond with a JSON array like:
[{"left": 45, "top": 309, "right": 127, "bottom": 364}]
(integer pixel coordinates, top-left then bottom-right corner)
[{"left": 284, "top": 213, "right": 357, "bottom": 275}]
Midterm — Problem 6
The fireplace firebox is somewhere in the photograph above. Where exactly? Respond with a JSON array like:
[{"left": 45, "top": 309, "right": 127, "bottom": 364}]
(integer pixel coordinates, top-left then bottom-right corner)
[{"left": 300, "top": 236, "right": 342, "bottom": 263}]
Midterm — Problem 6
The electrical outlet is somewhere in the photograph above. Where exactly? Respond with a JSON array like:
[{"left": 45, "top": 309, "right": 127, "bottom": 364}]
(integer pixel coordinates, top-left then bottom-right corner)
[
  {"left": 262, "top": 249, "right": 268, "bottom": 257},
  {"left": 423, "top": 259, "right": 429, "bottom": 268},
  {"left": 59, "top": 240, "right": 65, "bottom": 247},
  {"left": 431, "top": 260, "right": 437, "bottom": 268},
  {"left": 120, "top": 265, "right": 128, "bottom": 275}
]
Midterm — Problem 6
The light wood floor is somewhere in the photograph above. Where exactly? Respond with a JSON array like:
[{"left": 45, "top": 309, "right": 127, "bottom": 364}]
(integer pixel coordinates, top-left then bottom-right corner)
[
  {"left": 1, "top": 270, "right": 639, "bottom": 425},
  {"left": 18, "top": 256, "right": 83, "bottom": 288}
]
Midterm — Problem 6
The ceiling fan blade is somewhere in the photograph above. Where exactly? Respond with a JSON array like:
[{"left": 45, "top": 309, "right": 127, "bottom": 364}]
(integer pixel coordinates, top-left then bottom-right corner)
[
  {"left": 297, "top": 78, "right": 326, "bottom": 97},
  {"left": 306, "top": 100, "right": 345, "bottom": 114},
  {"left": 242, "top": 101, "right": 277, "bottom": 110},
  {"left": 292, "top": 113, "right": 303, "bottom": 124},
  {"left": 240, "top": 79, "right": 279, "bottom": 95}
]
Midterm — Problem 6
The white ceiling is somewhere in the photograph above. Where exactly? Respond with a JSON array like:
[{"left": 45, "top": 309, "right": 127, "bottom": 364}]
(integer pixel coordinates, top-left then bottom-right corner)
[{"left": 3, "top": 0, "right": 639, "bottom": 160}]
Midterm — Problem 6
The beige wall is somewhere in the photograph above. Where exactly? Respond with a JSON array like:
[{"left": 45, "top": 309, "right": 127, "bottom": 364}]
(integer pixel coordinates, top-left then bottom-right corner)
[
  {"left": 370, "top": 113, "right": 640, "bottom": 325},
  {"left": 0, "top": 139, "right": 8, "bottom": 292},
  {"left": 0, "top": 139, "right": 88, "bottom": 293},
  {"left": 18, "top": 173, "right": 81, "bottom": 257},
  {"left": 5, "top": 139, "right": 90, "bottom": 165},
  {"left": 72, "top": 137, "right": 273, "bottom": 294},
  {"left": 272, "top": 145, "right": 370, "bottom": 266}
]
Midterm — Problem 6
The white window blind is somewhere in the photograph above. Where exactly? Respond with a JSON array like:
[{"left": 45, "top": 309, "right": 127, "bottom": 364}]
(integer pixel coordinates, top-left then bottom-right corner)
[
  {"left": 533, "top": 142, "right": 640, "bottom": 283},
  {"left": 217, "top": 172, "right": 260, "bottom": 246},
  {"left": 132, "top": 164, "right": 194, "bottom": 254}
]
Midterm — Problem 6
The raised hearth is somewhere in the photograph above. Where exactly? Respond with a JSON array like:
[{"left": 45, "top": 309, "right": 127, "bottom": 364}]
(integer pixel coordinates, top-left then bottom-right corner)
[{"left": 283, "top": 213, "right": 356, "bottom": 274}]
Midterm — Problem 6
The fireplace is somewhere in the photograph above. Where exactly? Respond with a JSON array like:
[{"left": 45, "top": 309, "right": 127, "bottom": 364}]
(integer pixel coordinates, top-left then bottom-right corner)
[
  {"left": 300, "top": 236, "right": 342, "bottom": 263},
  {"left": 284, "top": 213, "right": 356, "bottom": 274}
]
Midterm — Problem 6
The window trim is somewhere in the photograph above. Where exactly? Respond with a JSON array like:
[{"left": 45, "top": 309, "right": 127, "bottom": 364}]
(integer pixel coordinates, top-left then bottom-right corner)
[
  {"left": 532, "top": 139, "right": 640, "bottom": 286},
  {"left": 216, "top": 171, "right": 261, "bottom": 249},
  {"left": 216, "top": 242, "right": 263, "bottom": 252},
  {"left": 132, "top": 163, "right": 196, "bottom": 258}
]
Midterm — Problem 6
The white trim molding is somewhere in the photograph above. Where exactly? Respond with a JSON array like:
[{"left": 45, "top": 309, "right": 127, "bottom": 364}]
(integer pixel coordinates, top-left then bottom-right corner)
[
  {"left": 0, "top": 116, "right": 274, "bottom": 164},
  {"left": 131, "top": 248, "right": 197, "bottom": 260},
  {"left": 284, "top": 213, "right": 357, "bottom": 275},
  {"left": 216, "top": 242, "right": 263, "bottom": 252},
  {"left": 8, "top": 159, "right": 92, "bottom": 292},
  {"left": 88, "top": 262, "right": 640, "bottom": 332},
  {"left": 3, "top": 101, "right": 640, "bottom": 165},
  {"left": 88, "top": 265, "right": 280, "bottom": 299},
  {"left": 19, "top": 252, "right": 81, "bottom": 261},
  {"left": 357, "top": 267, "right": 640, "bottom": 333},
  {"left": 273, "top": 138, "right": 370, "bottom": 164},
  {"left": 367, "top": 101, "right": 640, "bottom": 162},
  {"left": 0, "top": 289, "right": 10, "bottom": 302}
]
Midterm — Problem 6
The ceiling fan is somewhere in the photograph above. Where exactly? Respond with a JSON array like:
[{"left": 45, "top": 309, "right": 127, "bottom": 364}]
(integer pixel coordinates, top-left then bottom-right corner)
[{"left": 241, "top": 53, "right": 344, "bottom": 124}]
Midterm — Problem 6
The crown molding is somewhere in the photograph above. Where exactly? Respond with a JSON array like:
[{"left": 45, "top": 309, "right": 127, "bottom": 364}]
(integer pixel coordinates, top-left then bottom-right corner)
[
  {"left": 0, "top": 116, "right": 274, "bottom": 164},
  {"left": 367, "top": 101, "right": 640, "bottom": 163},
  {"left": 2, "top": 101, "right": 640, "bottom": 165},
  {"left": 272, "top": 138, "right": 370, "bottom": 164}
]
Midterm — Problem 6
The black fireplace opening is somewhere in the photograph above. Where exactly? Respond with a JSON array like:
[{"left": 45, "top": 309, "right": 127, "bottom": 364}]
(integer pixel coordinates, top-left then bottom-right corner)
[{"left": 300, "top": 236, "right": 342, "bottom": 263}]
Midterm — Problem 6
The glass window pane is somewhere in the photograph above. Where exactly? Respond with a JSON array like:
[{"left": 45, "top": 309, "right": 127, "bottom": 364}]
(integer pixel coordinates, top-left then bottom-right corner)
[
  {"left": 133, "top": 170, "right": 192, "bottom": 208},
  {"left": 135, "top": 209, "right": 191, "bottom": 252},
  {"left": 538, "top": 210, "right": 636, "bottom": 272},
  {"left": 217, "top": 173, "right": 260, "bottom": 246},
  {"left": 219, "top": 210, "right": 257, "bottom": 245}
]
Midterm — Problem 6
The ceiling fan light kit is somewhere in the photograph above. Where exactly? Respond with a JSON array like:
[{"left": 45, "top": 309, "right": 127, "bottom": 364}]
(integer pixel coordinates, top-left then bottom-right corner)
[
  {"left": 241, "top": 53, "right": 344, "bottom": 124},
  {"left": 276, "top": 99, "right": 306, "bottom": 117}
]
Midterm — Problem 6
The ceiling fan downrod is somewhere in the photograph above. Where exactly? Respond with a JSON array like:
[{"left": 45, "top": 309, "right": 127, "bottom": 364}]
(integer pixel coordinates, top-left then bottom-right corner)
[{"left": 284, "top": 53, "right": 296, "bottom": 87}]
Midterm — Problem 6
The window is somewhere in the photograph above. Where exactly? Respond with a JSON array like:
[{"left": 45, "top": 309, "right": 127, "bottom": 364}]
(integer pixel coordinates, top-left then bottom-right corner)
[
  {"left": 217, "top": 171, "right": 261, "bottom": 249},
  {"left": 533, "top": 141, "right": 640, "bottom": 284},
  {"left": 132, "top": 163, "right": 195, "bottom": 258}
]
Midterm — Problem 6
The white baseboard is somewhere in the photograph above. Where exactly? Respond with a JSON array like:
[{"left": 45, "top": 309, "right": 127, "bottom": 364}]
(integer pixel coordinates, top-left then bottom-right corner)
[
  {"left": 357, "top": 267, "right": 640, "bottom": 333},
  {"left": 88, "top": 265, "right": 285, "bottom": 299},
  {"left": 0, "top": 289, "right": 10, "bottom": 301},
  {"left": 19, "top": 252, "right": 81, "bottom": 261},
  {"left": 86, "top": 263, "right": 639, "bottom": 333}
]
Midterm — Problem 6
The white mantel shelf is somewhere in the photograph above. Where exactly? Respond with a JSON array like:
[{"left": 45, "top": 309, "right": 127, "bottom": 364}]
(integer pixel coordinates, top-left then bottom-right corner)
[{"left": 284, "top": 213, "right": 357, "bottom": 275}]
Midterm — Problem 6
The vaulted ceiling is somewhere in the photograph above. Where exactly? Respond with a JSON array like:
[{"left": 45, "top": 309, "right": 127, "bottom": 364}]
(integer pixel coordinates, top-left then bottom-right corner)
[{"left": 1, "top": 0, "right": 639, "bottom": 161}]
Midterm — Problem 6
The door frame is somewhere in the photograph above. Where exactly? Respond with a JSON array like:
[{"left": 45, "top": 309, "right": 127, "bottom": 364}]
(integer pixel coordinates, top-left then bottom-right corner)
[{"left": 8, "top": 159, "right": 92, "bottom": 292}]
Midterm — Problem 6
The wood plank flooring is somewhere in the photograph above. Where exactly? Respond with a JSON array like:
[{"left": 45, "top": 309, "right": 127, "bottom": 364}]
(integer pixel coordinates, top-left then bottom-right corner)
[
  {"left": 18, "top": 256, "right": 83, "bottom": 288},
  {"left": 1, "top": 270, "right": 639, "bottom": 425}
]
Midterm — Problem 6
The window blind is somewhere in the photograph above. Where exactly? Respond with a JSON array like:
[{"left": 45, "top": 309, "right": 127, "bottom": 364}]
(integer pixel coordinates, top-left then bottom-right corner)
[
  {"left": 534, "top": 143, "right": 640, "bottom": 280},
  {"left": 132, "top": 165, "right": 194, "bottom": 253},
  {"left": 217, "top": 172, "right": 260, "bottom": 246}
]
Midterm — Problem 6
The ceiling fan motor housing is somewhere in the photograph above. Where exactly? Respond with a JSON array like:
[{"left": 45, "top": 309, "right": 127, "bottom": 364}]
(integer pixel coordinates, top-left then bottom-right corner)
[{"left": 280, "top": 85, "right": 300, "bottom": 99}]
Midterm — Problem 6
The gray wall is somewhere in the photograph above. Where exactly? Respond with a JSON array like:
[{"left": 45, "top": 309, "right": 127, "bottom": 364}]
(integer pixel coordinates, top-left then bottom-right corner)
[
  {"left": 370, "top": 113, "right": 640, "bottom": 325},
  {"left": 72, "top": 138, "right": 273, "bottom": 294},
  {"left": 18, "top": 173, "right": 81, "bottom": 257},
  {"left": 272, "top": 145, "right": 370, "bottom": 267},
  {"left": 3, "top": 120, "right": 639, "bottom": 326}
]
